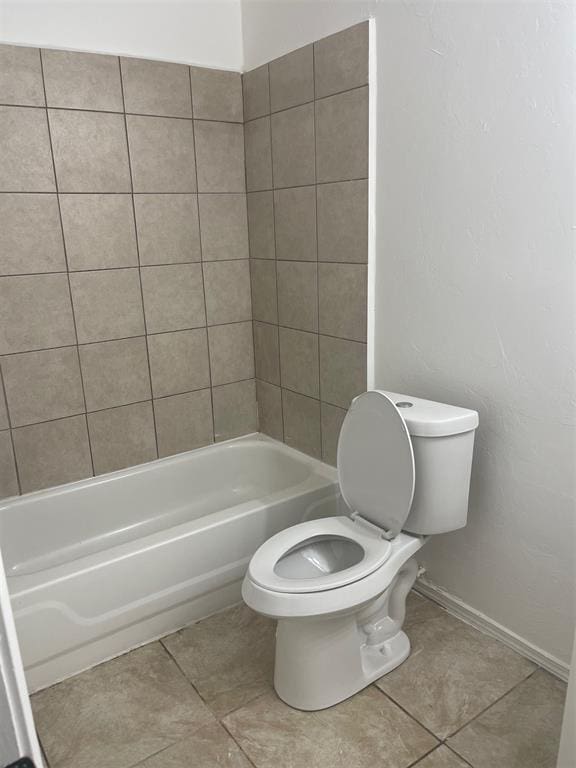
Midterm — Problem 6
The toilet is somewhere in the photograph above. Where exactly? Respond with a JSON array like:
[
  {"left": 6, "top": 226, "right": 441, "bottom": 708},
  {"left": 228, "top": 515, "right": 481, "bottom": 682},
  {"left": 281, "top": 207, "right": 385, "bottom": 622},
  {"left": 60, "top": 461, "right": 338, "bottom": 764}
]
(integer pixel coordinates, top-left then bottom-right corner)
[{"left": 242, "top": 390, "right": 479, "bottom": 711}]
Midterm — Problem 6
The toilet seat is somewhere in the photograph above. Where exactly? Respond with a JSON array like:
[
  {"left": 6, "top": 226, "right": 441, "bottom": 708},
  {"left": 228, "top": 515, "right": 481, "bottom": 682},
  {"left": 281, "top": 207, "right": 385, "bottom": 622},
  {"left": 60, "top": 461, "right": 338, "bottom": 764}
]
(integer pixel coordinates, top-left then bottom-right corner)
[{"left": 247, "top": 516, "right": 392, "bottom": 594}]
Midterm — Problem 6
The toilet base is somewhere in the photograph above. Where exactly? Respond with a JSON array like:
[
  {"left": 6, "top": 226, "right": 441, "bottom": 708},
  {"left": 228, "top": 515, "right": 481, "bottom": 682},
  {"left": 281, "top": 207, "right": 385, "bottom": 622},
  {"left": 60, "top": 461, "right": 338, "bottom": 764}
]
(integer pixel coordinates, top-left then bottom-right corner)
[{"left": 273, "top": 558, "right": 418, "bottom": 711}]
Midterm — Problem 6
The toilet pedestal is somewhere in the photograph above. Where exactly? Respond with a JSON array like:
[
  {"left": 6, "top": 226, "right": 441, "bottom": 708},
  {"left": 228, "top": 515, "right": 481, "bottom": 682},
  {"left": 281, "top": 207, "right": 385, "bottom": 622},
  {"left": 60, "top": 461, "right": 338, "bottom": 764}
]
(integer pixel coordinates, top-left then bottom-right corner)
[{"left": 274, "top": 557, "right": 418, "bottom": 710}]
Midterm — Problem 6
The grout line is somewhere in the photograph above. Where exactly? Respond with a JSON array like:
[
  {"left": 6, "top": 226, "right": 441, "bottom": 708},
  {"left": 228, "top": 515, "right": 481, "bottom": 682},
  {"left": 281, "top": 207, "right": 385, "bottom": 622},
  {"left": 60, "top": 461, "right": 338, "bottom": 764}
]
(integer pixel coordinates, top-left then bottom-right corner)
[
  {"left": 445, "top": 667, "right": 540, "bottom": 742},
  {"left": 443, "top": 744, "right": 476, "bottom": 768},
  {"left": 0, "top": 190, "right": 252, "bottom": 196},
  {"left": 404, "top": 745, "right": 445, "bottom": 768},
  {"left": 0, "top": 362, "right": 22, "bottom": 494},
  {"left": 38, "top": 48, "right": 96, "bottom": 478},
  {"left": 242, "top": 81, "right": 369, "bottom": 124},
  {"left": 118, "top": 55, "right": 160, "bottom": 461},
  {"left": 0, "top": 319, "right": 256, "bottom": 358},
  {"left": 189, "top": 67, "right": 217, "bottom": 445},
  {"left": 2, "top": 376, "right": 257, "bottom": 432},
  {"left": 312, "top": 39, "right": 323, "bottom": 461},
  {"left": 0, "top": 101, "right": 244, "bottom": 124},
  {"left": 371, "top": 684, "right": 442, "bottom": 745},
  {"left": 0, "top": 257, "right": 255, "bottom": 279},
  {"left": 0, "top": 176, "right": 368, "bottom": 196},
  {"left": 219, "top": 717, "right": 260, "bottom": 768},
  {"left": 263, "top": 63, "right": 285, "bottom": 442}
]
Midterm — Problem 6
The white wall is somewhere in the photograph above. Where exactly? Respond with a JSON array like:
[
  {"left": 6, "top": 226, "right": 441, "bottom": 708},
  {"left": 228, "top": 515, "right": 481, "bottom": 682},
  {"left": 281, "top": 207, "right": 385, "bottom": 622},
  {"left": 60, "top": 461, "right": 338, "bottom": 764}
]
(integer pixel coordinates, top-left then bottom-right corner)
[
  {"left": 242, "top": 0, "right": 576, "bottom": 665},
  {"left": 0, "top": 0, "right": 243, "bottom": 69}
]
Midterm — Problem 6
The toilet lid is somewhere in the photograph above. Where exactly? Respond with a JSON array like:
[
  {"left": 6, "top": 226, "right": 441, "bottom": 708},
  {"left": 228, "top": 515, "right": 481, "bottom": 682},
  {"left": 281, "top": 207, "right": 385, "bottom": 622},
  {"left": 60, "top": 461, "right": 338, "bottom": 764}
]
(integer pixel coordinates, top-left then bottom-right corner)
[{"left": 337, "top": 391, "right": 415, "bottom": 538}]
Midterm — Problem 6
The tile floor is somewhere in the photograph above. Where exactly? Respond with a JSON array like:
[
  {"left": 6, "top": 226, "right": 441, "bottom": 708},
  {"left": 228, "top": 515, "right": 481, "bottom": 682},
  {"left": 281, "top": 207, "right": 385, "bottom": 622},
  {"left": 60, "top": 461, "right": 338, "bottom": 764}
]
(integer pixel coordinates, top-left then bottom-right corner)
[{"left": 31, "top": 593, "right": 566, "bottom": 768}]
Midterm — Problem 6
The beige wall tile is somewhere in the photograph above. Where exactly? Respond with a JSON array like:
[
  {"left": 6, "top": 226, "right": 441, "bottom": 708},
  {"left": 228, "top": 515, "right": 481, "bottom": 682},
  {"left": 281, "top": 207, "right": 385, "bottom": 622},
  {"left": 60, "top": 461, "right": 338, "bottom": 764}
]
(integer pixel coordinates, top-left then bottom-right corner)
[
  {"left": 88, "top": 401, "right": 157, "bottom": 475},
  {"left": 282, "top": 388, "right": 321, "bottom": 458},
  {"left": 256, "top": 380, "right": 283, "bottom": 441},
  {"left": 0, "top": 106, "right": 55, "bottom": 191},
  {"left": 148, "top": 329, "right": 210, "bottom": 398},
  {"left": 13, "top": 415, "right": 92, "bottom": 493},
  {"left": 242, "top": 65, "right": 270, "bottom": 121},
  {"left": 274, "top": 186, "right": 317, "bottom": 261},
  {"left": 2, "top": 347, "right": 84, "bottom": 427},
  {"left": 279, "top": 327, "right": 319, "bottom": 398},
  {"left": 269, "top": 45, "right": 314, "bottom": 113},
  {"left": 319, "top": 334, "right": 367, "bottom": 408},
  {"left": 127, "top": 115, "right": 196, "bottom": 193},
  {"left": 198, "top": 194, "right": 248, "bottom": 261},
  {"left": 315, "top": 87, "right": 369, "bottom": 183},
  {"left": 0, "top": 380, "right": 8, "bottom": 429},
  {"left": 0, "top": 431, "right": 18, "bottom": 499},
  {"left": 319, "top": 262, "right": 367, "bottom": 341},
  {"left": 213, "top": 379, "right": 257, "bottom": 441},
  {"left": 49, "top": 109, "right": 131, "bottom": 192},
  {"left": 0, "top": 45, "right": 44, "bottom": 106},
  {"left": 317, "top": 180, "right": 368, "bottom": 263},
  {"left": 80, "top": 337, "right": 151, "bottom": 412},
  {"left": 277, "top": 260, "right": 318, "bottom": 332},
  {"left": 314, "top": 22, "right": 369, "bottom": 99},
  {"left": 203, "top": 260, "right": 251, "bottom": 325},
  {"left": 121, "top": 58, "right": 191, "bottom": 118},
  {"left": 141, "top": 264, "right": 206, "bottom": 333},
  {"left": 321, "top": 401, "right": 347, "bottom": 466},
  {"left": 60, "top": 194, "right": 138, "bottom": 271},
  {"left": 195, "top": 121, "right": 245, "bottom": 193},
  {"left": 191, "top": 68, "right": 243, "bottom": 122},
  {"left": 0, "top": 274, "right": 76, "bottom": 354},
  {"left": 253, "top": 321, "right": 279, "bottom": 385},
  {"left": 250, "top": 259, "right": 278, "bottom": 324},
  {"left": 244, "top": 116, "right": 272, "bottom": 192},
  {"left": 134, "top": 194, "right": 201, "bottom": 265},
  {"left": 42, "top": 50, "right": 123, "bottom": 111},
  {"left": 271, "top": 103, "right": 315, "bottom": 188},
  {"left": 154, "top": 390, "right": 213, "bottom": 458},
  {"left": 208, "top": 322, "right": 254, "bottom": 386},
  {"left": 0, "top": 194, "right": 66, "bottom": 275},
  {"left": 247, "top": 191, "right": 275, "bottom": 260},
  {"left": 70, "top": 269, "right": 145, "bottom": 343}
]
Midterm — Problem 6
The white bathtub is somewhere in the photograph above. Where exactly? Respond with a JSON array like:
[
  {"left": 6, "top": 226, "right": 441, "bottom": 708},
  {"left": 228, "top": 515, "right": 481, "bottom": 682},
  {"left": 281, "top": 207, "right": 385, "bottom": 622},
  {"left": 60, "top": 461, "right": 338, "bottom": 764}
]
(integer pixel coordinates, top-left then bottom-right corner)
[{"left": 0, "top": 434, "right": 339, "bottom": 692}]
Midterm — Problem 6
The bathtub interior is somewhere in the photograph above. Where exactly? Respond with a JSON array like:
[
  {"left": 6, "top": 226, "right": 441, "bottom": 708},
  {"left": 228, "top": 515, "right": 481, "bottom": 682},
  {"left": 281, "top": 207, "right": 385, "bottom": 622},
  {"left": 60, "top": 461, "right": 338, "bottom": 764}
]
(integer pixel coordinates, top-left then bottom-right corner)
[{"left": 0, "top": 435, "right": 334, "bottom": 579}]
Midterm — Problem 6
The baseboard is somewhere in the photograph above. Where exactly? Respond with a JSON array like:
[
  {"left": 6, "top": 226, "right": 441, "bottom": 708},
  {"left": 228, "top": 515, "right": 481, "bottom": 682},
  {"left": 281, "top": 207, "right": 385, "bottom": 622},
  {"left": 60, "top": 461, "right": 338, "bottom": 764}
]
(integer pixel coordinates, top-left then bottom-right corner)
[{"left": 415, "top": 578, "right": 570, "bottom": 682}]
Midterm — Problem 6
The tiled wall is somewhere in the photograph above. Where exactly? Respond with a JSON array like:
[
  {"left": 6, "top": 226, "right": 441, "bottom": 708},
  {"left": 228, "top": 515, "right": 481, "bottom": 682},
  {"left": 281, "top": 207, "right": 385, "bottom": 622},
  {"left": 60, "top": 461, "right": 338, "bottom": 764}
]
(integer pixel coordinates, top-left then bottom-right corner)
[
  {"left": 0, "top": 45, "right": 257, "bottom": 498},
  {"left": 243, "top": 23, "right": 369, "bottom": 465}
]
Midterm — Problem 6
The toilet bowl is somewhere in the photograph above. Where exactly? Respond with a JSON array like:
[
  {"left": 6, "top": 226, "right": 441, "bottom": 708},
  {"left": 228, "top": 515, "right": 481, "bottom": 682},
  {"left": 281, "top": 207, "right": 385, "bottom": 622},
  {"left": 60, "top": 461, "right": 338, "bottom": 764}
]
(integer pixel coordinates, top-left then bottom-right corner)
[{"left": 243, "top": 389, "right": 479, "bottom": 711}]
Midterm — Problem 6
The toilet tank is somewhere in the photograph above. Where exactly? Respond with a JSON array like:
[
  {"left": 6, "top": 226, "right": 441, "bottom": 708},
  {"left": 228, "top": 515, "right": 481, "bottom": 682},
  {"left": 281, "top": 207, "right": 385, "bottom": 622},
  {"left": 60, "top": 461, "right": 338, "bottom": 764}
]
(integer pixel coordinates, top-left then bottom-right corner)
[{"left": 379, "top": 391, "right": 479, "bottom": 535}]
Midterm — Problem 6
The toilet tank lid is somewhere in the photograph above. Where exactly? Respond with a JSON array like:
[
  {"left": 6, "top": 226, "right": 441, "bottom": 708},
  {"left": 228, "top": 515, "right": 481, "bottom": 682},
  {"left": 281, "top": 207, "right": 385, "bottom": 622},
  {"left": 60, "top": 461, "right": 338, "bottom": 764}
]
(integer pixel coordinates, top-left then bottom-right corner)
[{"left": 377, "top": 391, "right": 479, "bottom": 437}]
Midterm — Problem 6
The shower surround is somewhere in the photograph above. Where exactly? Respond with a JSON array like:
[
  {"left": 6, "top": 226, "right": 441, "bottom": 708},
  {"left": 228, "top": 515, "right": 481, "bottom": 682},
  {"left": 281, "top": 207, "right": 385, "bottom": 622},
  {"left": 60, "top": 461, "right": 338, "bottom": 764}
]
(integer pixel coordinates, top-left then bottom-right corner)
[{"left": 0, "top": 22, "right": 368, "bottom": 498}]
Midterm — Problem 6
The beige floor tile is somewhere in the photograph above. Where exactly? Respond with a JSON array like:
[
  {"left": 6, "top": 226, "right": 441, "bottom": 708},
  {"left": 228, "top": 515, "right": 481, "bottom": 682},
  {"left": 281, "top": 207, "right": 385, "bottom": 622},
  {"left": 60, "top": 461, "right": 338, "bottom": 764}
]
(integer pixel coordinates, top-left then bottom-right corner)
[
  {"left": 376, "top": 595, "right": 536, "bottom": 738},
  {"left": 137, "top": 722, "right": 252, "bottom": 767},
  {"left": 162, "top": 604, "right": 275, "bottom": 717},
  {"left": 32, "top": 642, "right": 214, "bottom": 768},
  {"left": 448, "top": 669, "right": 566, "bottom": 768},
  {"left": 223, "top": 687, "right": 437, "bottom": 768},
  {"left": 412, "top": 745, "right": 470, "bottom": 768}
]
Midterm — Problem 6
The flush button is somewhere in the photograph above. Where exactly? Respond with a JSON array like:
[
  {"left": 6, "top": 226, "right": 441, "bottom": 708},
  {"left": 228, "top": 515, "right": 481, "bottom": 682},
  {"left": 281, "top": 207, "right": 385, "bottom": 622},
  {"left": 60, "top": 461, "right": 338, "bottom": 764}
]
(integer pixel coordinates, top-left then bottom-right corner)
[{"left": 396, "top": 401, "right": 413, "bottom": 408}]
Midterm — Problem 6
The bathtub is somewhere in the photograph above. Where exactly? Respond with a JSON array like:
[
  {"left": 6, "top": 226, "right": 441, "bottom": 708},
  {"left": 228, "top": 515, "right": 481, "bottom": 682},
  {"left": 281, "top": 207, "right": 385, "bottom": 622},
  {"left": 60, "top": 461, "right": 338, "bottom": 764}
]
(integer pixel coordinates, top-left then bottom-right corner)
[{"left": 0, "top": 434, "right": 339, "bottom": 693}]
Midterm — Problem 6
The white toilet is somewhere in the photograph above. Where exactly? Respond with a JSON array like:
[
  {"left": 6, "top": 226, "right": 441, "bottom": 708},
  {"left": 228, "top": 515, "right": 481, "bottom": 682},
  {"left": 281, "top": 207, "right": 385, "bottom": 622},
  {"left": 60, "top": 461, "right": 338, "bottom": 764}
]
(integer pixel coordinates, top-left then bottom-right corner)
[{"left": 243, "top": 390, "right": 479, "bottom": 711}]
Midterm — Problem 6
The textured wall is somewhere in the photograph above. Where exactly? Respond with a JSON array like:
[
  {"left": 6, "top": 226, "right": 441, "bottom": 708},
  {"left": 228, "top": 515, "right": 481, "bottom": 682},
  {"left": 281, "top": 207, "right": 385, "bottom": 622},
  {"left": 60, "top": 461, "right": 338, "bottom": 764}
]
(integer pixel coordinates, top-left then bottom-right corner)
[
  {"left": 0, "top": 0, "right": 243, "bottom": 70},
  {"left": 244, "top": 23, "right": 369, "bottom": 464},
  {"left": 0, "top": 44, "right": 257, "bottom": 497},
  {"left": 241, "top": 0, "right": 576, "bottom": 664}
]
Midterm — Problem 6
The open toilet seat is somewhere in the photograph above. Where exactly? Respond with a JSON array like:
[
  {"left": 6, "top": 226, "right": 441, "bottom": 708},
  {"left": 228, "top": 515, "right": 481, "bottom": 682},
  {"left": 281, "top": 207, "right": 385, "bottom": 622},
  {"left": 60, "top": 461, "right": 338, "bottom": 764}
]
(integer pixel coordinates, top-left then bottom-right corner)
[{"left": 247, "top": 516, "right": 393, "bottom": 594}]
